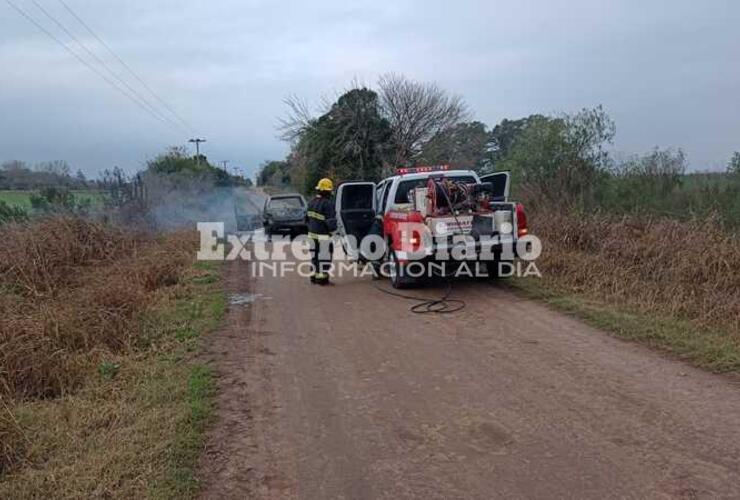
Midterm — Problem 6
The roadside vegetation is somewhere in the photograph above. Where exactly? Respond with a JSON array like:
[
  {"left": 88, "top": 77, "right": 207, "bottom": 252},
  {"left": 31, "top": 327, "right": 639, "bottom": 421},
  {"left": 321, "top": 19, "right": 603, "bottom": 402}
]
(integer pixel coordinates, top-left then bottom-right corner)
[
  {"left": 0, "top": 151, "right": 253, "bottom": 230},
  {"left": 0, "top": 144, "right": 258, "bottom": 496},
  {"left": 259, "top": 75, "right": 739, "bottom": 229},
  {"left": 520, "top": 212, "right": 740, "bottom": 371},
  {"left": 259, "top": 73, "right": 739, "bottom": 370},
  {"left": 491, "top": 110, "right": 739, "bottom": 369},
  {"left": 0, "top": 160, "right": 104, "bottom": 222},
  {"left": 0, "top": 217, "right": 224, "bottom": 497}
]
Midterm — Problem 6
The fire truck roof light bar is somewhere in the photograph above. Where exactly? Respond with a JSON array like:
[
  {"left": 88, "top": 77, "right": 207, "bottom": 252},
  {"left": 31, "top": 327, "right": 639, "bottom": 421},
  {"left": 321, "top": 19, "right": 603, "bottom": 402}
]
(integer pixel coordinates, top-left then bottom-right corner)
[{"left": 396, "top": 165, "right": 450, "bottom": 175}]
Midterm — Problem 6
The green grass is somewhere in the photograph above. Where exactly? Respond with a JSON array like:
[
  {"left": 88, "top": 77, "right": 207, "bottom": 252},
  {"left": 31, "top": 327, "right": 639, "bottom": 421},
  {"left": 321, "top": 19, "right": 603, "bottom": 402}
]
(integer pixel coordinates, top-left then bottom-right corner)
[
  {"left": 509, "top": 278, "right": 740, "bottom": 373},
  {"left": 0, "top": 191, "right": 34, "bottom": 209},
  {"left": 152, "top": 260, "right": 224, "bottom": 498},
  {"left": 161, "top": 365, "right": 216, "bottom": 495},
  {"left": 70, "top": 190, "right": 106, "bottom": 207},
  {"left": 0, "top": 190, "right": 107, "bottom": 210}
]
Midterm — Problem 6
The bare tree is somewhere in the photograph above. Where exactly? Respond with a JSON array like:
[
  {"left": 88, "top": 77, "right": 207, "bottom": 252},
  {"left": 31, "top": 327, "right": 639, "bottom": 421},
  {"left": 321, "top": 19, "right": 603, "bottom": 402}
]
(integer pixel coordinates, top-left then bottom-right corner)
[
  {"left": 35, "top": 160, "right": 72, "bottom": 177},
  {"left": 377, "top": 73, "right": 469, "bottom": 166},
  {"left": 277, "top": 95, "right": 314, "bottom": 143}
]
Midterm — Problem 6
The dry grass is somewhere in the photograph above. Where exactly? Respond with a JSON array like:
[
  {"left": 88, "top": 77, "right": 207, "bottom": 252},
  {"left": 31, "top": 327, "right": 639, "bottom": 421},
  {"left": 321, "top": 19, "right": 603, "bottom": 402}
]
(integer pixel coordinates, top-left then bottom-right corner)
[
  {"left": 0, "top": 397, "right": 28, "bottom": 473},
  {"left": 532, "top": 210, "right": 740, "bottom": 333},
  {"left": 0, "top": 217, "right": 138, "bottom": 296},
  {"left": 0, "top": 342, "right": 217, "bottom": 498},
  {"left": 0, "top": 216, "right": 220, "bottom": 486},
  {"left": 0, "top": 217, "right": 193, "bottom": 400},
  {"left": 527, "top": 209, "right": 740, "bottom": 368}
]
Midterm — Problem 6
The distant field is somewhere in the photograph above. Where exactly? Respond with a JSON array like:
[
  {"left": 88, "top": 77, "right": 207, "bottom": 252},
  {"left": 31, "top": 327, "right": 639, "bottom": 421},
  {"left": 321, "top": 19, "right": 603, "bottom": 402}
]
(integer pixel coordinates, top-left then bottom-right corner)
[
  {"left": 0, "top": 191, "right": 33, "bottom": 209},
  {"left": 0, "top": 190, "right": 106, "bottom": 209}
]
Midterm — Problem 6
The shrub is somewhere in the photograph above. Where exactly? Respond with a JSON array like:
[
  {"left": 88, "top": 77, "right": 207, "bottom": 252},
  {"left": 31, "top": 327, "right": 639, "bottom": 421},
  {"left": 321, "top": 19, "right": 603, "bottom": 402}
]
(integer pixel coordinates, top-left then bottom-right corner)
[
  {"left": 0, "top": 201, "right": 28, "bottom": 225},
  {"left": 30, "top": 187, "right": 91, "bottom": 215}
]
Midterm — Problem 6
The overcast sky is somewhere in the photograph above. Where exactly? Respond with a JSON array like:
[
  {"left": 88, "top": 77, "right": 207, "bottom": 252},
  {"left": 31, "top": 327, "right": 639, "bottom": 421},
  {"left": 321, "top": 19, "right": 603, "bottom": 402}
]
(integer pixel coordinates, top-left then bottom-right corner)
[{"left": 1, "top": 0, "right": 738, "bottom": 178}]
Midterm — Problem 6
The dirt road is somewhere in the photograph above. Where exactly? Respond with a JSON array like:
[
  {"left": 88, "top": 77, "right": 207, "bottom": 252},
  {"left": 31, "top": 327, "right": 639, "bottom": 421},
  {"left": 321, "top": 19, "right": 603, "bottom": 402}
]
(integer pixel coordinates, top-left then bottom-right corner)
[{"left": 198, "top": 257, "right": 740, "bottom": 499}]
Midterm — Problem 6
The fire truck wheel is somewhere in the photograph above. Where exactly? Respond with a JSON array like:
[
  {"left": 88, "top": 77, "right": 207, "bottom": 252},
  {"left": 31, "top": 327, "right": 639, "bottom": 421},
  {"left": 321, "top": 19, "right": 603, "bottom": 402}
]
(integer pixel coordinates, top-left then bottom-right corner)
[
  {"left": 389, "top": 250, "right": 417, "bottom": 289},
  {"left": 485, "top": 260, "right": 512, "bottom": 280}
]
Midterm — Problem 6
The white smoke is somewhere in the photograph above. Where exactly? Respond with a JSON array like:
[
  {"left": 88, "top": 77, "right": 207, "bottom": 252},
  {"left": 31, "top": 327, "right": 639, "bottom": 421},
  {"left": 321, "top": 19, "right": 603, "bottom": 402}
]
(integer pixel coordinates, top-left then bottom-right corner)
[{"left": 142, "top": 173, "right": 267, "bottom": 232}]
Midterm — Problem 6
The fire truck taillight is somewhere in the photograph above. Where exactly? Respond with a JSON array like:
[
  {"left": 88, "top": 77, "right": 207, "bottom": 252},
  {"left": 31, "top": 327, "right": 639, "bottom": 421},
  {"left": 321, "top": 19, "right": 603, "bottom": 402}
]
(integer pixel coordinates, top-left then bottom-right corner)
[{"left": 516, "top": 203, "right": 528, "bottom": 238}]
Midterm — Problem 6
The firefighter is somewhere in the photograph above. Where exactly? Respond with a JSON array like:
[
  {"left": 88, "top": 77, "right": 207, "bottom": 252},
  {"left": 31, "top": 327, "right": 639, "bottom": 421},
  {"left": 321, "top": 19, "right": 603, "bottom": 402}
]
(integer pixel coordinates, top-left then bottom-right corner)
[{"left": 307, "top": 178, "right": 336, "bottom": 285}]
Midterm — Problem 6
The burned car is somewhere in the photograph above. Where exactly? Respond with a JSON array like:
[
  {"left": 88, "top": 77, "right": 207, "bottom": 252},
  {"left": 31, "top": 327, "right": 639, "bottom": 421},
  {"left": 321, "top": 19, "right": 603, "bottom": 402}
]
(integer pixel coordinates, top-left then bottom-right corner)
[{"left": 262, "top": 193, "right": 308, "bottom": 236}]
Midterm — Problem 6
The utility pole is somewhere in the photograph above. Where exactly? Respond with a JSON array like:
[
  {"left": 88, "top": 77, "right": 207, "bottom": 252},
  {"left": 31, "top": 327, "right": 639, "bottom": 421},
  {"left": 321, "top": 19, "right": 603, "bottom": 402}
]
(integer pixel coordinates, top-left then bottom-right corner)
[{"left": 188, "top": 138, "right": 206, "bottom": 165}]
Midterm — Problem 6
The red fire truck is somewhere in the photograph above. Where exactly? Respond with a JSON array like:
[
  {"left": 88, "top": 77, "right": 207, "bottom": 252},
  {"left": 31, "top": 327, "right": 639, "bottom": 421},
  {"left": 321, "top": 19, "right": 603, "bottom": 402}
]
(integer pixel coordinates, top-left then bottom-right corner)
[{"left": 334, "top": 166, "right": 528, "bottom": 288}]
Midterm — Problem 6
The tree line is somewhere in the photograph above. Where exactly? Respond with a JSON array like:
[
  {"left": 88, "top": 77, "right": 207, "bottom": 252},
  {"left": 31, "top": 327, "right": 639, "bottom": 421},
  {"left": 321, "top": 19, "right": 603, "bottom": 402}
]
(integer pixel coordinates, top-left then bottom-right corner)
[
  {"left": 259, "top": 73, "right": 739, "bottom": 227},
  {"left": 0, "top": 148, "right": 252, "bottom": 226},
  {"left": 0, "top": 160, "right": 91, "bottom": 190}
]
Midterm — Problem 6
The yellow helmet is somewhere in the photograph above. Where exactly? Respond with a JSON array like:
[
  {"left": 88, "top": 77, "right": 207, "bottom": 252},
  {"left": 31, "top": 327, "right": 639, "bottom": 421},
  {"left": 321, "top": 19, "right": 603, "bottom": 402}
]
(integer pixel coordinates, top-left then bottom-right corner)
[{"left": 315, "top": 178, "right": 334, "bottom": 192}]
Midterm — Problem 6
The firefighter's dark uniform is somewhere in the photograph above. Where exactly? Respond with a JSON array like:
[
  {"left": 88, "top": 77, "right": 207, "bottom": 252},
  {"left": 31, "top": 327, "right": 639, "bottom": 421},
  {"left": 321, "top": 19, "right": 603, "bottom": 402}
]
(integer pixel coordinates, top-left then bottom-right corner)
[{"left": 307, "top": 194, "right": 336, "bottom": 284}]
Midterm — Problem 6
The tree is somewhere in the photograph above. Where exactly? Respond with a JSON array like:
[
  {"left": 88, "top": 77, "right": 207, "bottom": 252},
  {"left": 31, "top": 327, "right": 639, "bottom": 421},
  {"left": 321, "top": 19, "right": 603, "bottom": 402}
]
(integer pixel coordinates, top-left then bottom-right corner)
[
  {"left": 564, "top": 105, "right": 615, "bottom": 174},
  {"left": 2, "top": 160, "right": 28, "bottom": 172},
  {"left": 619, "top": 147, "right": 686, "bottom": 192},
  {"left": 257, "top": 160, "right": 291, "bottom": 187},
  {"left": 0, "top": 160, "right": 77, "bottom": 189},
  {"left": 144, "top": 148, "right": 239, "bottom": 189},
  {"left": 36, "top": 160, "right": 72, "bottom": 177},
  {"left": 147, "top": 147, "right": 203, "bottom": 175},
  {"left": 293, "top": 87, "right": 392, "bottom": 192},
  {"left": 377, "top": 73, "right": 469, "bottom": 167},
  {"left": 277, "top": 95, "right": 314, "bottom": 144},
  {"left": 324, "top": 87, "right": 392, "bottom": 181},
  {"left": 0, "top": 161, "right": 31, "bottom": 190},
  {"left": 489, "top": 115, "right": 546, "bottom": 167},
  {"left": 497, "top": 107, "right": 615, "bottom": 207},
  {"left": 75, "top": 169, "right": 87, "bottom": 187},
  {"left": 497, "top": 115, "right": 567, "bottom": 200},
  {"left": 728, "top": 151, "right": 740, "bottom": 175},
  {"left": 419, "top": 121, "right": 492, "bottom": 171},
  {"left": 600, "top": 147, "right": 688, "bottom": 214},
  {"left": 99, "top": 166, "right": 128, "bottom": 189}
]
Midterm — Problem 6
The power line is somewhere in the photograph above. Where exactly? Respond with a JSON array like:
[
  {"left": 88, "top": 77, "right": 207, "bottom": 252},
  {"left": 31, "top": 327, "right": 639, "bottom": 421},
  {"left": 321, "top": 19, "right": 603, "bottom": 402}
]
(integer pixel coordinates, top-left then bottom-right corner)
[
  {"left": 28, "top": 0, "right": 187, "bottom": 134},
  {"left": 6, "top": 0, "right": 178, "bottom": 133},
  {"left": 4, "top": 0, "right": 182, "bottom": 134},
  {"left": 55, "top": 0, "right": 196, "bottom": 133}
]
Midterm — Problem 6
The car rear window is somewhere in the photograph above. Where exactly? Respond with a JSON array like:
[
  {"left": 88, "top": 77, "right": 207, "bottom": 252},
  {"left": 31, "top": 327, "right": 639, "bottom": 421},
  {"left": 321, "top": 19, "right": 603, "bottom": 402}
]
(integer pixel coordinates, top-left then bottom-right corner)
[
  {"left": 268, "top": 197, "right": 304, "bottom": 209},
  {"left": 394, "top": 176, "right": 476, "bottom": 203}
]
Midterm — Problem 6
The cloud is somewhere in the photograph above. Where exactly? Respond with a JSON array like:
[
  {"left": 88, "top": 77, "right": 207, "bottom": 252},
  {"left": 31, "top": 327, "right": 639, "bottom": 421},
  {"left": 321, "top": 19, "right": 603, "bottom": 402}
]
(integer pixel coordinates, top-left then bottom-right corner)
[{"left": 0, "top": 0, "right": 738, "bottom": 176}]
